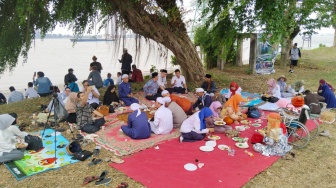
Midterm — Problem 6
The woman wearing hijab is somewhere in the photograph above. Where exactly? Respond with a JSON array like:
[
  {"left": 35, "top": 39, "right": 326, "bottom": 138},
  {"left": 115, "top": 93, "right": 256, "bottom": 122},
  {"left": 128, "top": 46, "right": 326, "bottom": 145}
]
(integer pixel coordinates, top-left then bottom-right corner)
[
  {"left": 318, "top": 79, "right": 334, "bottom": 94},
  {"left": 209, "top": 101, "right": 222, "bottom": 119},
  {"left": 121, "top": 103, "right": 151, "bottom": 139},
  {"left": 103, "top": 85, "right": 120, "bottom": 113},
  {"left": 253, "top": 113, "right": 292, "bottom": 156},
  {"left": 320, "top": 84, "right": 336, "bottom": 108},
  {"left": 277, "top": 75, "right": 293, "bottom": 98},
  {"left": 180, "top": 107, "right": 213, "bottom": 142},
  {"left": 226, "top": 81, "right": 242, "bottom": 99},
  {"left": 0, "top": 114, "right": 25, "bottom": 163},
  {"left": 220, "top": 94, "right": 245, "bottom": 123},
  {"left": 267, "top": 78, "right": 281, "bottom": 98}
]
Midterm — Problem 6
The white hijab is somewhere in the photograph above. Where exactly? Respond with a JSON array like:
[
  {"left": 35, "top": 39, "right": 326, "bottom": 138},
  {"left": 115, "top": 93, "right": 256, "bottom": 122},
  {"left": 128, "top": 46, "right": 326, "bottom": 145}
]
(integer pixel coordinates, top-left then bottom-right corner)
[
  {"left": 130, "top": 103, "right": 141, "bottom": 117},
  {"left": 0, "top": 114, "right": 16, "bottom": 154},
  {"left": 0, "top": 114, "right": 15, "bottom": 130}
]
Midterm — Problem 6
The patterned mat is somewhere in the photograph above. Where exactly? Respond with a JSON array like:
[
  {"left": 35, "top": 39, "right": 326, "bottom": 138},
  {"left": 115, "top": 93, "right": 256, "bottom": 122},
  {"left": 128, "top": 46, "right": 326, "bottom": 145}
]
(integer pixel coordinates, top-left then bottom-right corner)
[
  {"left": 5, "top": 129, "right": 79, "bottom": 180},
  {"left": 220, "top": 89, "right": 264, "bottom": 106}
]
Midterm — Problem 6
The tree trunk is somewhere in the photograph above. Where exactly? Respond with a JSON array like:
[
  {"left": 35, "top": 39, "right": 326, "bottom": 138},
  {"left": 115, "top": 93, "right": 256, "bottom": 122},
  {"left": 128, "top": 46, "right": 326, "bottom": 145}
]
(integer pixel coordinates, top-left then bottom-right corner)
[
  {"left": 249, "top": 33, "right": 257, "bottom": 74},
  {"left": 280, "top": 27, "right": 300, "bottom": 68},
  {"left": 109, "top": 0, "right": 204, "bottom": 82},
  {"left": 235, "top": 36, "right": 243, "bottom": 66},
  {"left": 334, "top": 28, "right": 336, "bottom": 47}
]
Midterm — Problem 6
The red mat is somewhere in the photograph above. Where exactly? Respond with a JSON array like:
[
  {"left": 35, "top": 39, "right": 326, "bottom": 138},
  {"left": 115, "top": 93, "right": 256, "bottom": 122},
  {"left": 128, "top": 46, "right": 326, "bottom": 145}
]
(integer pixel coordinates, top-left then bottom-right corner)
[{"left": 110, "top": 113, "right": 318, "bottom": 188}]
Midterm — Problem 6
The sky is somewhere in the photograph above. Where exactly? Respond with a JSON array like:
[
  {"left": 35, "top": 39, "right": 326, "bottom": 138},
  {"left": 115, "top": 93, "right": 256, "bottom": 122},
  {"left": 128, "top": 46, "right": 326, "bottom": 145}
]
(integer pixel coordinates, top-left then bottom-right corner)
[{"left": 50, "top": 0, "right": 335, "bottom": 35}]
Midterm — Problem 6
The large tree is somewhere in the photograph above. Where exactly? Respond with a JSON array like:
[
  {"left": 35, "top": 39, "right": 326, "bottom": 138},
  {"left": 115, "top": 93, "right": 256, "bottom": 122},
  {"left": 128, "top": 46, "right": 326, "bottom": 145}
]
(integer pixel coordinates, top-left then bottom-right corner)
[{"left": 0, "top": 0, "right": 204, "bottom": 82}]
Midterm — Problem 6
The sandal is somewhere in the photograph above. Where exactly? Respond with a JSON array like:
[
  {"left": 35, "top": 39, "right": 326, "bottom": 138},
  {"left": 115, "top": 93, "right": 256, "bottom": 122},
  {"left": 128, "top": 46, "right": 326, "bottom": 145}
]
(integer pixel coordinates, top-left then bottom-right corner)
[
  {"left": 82, "top": 176, "right": 99, "bottom": 186},
  {"left": 88, "top": 158, "right": 103, "bottom": 166},
  {"left": 95, "top": 170, "right": 109, "bottom": 183},
  {"left": 95, "top": 177, "right": 112, "bottom": 186},
  {"left": 93, "top": 146, "right": 101, "bottom": 156},
  {"left": 109, "top": 156, "right": 124, "bottom": 164},
  {"left": 117, "top": 182, "right": 129, "bottom": 188},
  {"left": 57, "top": 144, "right": 65, "bottom": 148}
]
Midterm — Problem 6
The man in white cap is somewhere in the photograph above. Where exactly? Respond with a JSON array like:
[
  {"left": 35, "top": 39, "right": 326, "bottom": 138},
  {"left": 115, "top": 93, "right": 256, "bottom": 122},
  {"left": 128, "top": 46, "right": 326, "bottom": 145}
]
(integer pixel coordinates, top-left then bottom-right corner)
[
  {"left": 118, "top": 74, "right": 139, "bottom": 106},
  {"left": 161, "top": 90, "right": 193, "bottom": 114},
  {"left": 121, "top": 103, "right": 151, "bottom": 139},
  {"left": 163, "top": 97, "right": 187, "bottom": 128},
  {"left": 119, "top": 48, "right": 133, "bottom": 75},
  {"left": 192, "top": 88, "right": 213, "bottom": 111},
  {"left": 149, "top": 97, "right": 173, "bottom": 134}
]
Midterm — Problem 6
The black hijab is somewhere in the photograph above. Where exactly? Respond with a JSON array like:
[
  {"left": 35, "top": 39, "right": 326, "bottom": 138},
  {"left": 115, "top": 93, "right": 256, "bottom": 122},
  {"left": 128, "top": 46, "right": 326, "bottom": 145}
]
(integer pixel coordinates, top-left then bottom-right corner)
[{"left": 103, "top": 85, "right": 119, "bottom": 105}]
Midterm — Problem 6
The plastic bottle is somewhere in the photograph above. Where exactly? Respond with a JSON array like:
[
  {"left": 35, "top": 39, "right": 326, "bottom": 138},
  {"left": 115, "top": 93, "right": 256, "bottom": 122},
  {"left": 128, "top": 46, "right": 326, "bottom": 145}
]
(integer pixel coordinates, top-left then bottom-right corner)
[{"left": 228, "top": 148, "right": 235, "bottom": 156}]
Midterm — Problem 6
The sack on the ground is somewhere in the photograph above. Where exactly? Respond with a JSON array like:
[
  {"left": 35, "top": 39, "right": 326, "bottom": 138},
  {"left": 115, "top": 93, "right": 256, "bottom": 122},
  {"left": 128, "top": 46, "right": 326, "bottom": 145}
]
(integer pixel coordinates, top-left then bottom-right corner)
[
  {"left": 24, "top": 135, "right": 43, "bottom": 151},
  {"left": 261, "top": 96, "right": 279, "bottom": 103},
  {"left": 97, "top": 105, "right": 109, "bottom": 116},
  {"left": 246, "top": 106, "right": 261, "bottom": 118},
  {"left": 54, "top": 101, "right": 68, "bottom": 121},
  {"left": 319, "top": 111, "right": 336, "bottom": 124}
]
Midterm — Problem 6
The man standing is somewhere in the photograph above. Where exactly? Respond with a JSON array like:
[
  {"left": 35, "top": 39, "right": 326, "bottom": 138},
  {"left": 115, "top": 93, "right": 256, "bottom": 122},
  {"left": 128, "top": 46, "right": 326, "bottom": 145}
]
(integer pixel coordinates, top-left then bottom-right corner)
[
  {"left": 90, "top": 56, "right": 103, "bottom": 73},
  {"left": 64, "top": 68, "right": 78, "bottom": 86},
  {"left": 130, "top": 64, "right": 144, "bottom": 83},
  {"left": 8, "top": 86, "right": 24, "bottom": 103},
  {"left": 118, "top": 74, "right": 139, "bottom": 106},
  {"left": 289, "top": 43, "right": 301, "bottom": 73},
  {"left": 149, "top": 97, "right": 173, "bottom": 135},
  {"left": 119, "top": 48, "right": 133, "bottom": 75},
  {"left": 143, "top": 72, "right": 161, "bottom": 101},
  {"left": 171, "top": 69, "right": 188, "bottom": 94}
]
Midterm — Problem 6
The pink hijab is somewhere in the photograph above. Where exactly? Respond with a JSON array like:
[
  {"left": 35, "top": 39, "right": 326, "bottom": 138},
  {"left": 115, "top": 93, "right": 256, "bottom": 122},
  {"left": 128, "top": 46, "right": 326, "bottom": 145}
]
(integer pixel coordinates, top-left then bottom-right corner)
[
  {"left": 209, "top": 101, "right": 222, "bottom": 118},
  {"left": 267, "top": 79, "right": 277, "bottom": 94}
]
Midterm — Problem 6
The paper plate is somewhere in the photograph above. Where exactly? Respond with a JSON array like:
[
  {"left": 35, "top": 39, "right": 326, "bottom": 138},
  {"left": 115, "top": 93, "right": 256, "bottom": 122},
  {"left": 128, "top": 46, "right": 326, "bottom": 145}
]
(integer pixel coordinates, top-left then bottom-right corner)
[
  {"left": 199, "top": 146, "right": 214, "bottom": 152},
  {"left": 252, "top": 123, "right": 261, "bottom": 127},
  {"left": 214, "top": 121, "right": 226, "bottom": 126},
  {"left": 205, "top": 140, "right": 217, "bottom": 148},
  {"left": 208, "top": 135, "right": 221, "bottom": 140},
  {"left": 218, "top": 144, "right": 230, "bottom": 150},
  {"left": 235, "top": 142, "right": 249, "bottom": 149},
  {"left": 184, "top": 163, "right": 197, "bottom": 171}
]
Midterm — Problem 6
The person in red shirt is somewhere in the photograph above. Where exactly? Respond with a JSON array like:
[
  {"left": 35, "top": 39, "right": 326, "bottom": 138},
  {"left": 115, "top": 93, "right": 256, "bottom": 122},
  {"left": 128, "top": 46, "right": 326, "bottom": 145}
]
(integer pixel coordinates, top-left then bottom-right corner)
[{"left": 130, "top": 64, "right": 144, "bottom": 83}]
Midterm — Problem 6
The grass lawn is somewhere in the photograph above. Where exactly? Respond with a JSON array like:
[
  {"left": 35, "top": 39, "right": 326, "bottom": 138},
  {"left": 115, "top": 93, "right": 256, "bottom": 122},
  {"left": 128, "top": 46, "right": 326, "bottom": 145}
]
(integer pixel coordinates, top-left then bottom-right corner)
[{"left": 0, "top": 47, "right": 336, "bottom": 187}]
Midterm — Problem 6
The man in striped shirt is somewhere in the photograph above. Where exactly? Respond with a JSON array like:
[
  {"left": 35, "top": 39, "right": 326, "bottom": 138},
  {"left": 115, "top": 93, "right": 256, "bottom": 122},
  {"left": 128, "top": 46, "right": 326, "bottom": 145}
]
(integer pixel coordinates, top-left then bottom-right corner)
[{"left": 8, "top": 86, "right": 24, "bottom": 103}]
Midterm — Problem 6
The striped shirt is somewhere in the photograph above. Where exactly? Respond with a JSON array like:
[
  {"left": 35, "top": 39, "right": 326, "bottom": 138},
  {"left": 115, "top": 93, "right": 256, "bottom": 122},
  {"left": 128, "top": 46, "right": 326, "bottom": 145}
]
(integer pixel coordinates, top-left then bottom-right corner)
[{"left": 8, "top": 91, "right": 24, "bottom": 103}]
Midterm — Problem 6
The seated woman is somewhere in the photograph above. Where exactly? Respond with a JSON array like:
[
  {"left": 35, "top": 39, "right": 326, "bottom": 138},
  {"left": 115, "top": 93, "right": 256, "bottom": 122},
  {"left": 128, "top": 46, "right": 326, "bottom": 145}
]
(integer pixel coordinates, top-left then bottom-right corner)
[
  {"left": 319, "top": 84, "right": 336, "bottom": 108},
  {"left": 103, "top": 85, "right": 120, "bottom": 113},
  {"left": 121, "top": 103, "right": 151, "bottom": 139},
  {"left": 225, "top": 81, "right": 242, "bottom": 99},
  {"left": 277, "top": 75, "right": 292, "bottom": 98},
  {"left": 0, "top": 114, "right": 25, "bottom": 164},
  {"left": 209, "top": 101, "right": 222, "bottom": 119},
  {"left": 304, "top": 90, "right": 325, "bottom": 114},
  {"left": 211, "top": 89, "right": 226, "bottom": 105},
  {"left": 180, "top": 107, "right": 213, "bottom": 142},
  {"left": 76, "top": 89, "right": 109, "bottom": 133},
  {"left": 253, "top": 113, "right": 292, "bottom": 156},
  {"left": 220, "top": 94, "right": 245, "bottom": 124},
  {"left": 290, "top": 80, "right": 305, "bottom": 94},
  {"left": 267, "top": 78, "right": 281, "bottom": 99},
  {"left": 65, "top": 92, "right": 78, "bottom": 123},
  {"left": 318, "top": 79, "right": 334, "bottom": 94}
]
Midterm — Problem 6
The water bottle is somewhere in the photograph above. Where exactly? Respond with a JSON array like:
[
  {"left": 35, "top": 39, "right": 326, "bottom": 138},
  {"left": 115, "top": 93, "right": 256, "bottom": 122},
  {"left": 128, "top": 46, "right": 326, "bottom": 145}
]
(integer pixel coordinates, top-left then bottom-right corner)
[{"left": 228, "top": 148, "right": 235, "bottom": 156}]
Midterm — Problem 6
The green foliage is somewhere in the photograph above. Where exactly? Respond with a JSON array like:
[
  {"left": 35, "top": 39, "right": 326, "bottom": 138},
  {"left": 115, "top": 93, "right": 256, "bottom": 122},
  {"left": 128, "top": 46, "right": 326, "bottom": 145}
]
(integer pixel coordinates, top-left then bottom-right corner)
[
  {"left": 170, "top": 55, "right": 177, "bottom": 66},
  {"left": 319, "top": 43, "right": 326, "bottom": 48}
]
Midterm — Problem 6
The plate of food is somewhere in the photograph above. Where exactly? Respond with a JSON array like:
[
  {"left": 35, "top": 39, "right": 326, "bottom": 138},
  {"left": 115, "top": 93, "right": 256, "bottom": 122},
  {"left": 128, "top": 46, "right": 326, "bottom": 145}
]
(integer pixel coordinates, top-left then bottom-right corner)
[
  {"left": 240, "top": 120, "right": 251, "bottom": 125},
  {"left": 232, "top": 137, "right": 248, "bottom": 143},
  {"left": 208, "top": 135, "right": 221, "bottom": 140},
  {"left": 251, "top": 123, "right": 261, "bottom": 127},
  {"left": 214, "top": 121, "right": 226, "bottom": 126},
  {"left": 218, "top": 144, "right": 230, "bottom": 151},
  {"left": 235, "top": 142, "right": 249, "bottom": 149},
  {"left": 199, "top": 146, "right": 214, "bottom": 152}
]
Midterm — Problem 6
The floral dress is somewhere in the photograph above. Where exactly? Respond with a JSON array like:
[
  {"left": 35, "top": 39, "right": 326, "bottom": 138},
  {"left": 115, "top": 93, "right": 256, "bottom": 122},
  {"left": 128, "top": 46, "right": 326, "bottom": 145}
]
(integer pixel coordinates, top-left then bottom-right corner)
[{"left": 253, "top": 128, "right": 292, "bottom": 156}]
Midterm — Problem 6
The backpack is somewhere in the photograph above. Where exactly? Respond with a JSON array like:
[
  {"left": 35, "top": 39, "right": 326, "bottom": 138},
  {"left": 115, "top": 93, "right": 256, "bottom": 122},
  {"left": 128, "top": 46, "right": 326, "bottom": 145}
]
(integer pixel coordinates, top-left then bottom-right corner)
[
  {"left": 246, "top": 106, "right": 261, "bottom": 118},
  {"left": 24, "top": 135, "right": 43, "bottom": 151}
]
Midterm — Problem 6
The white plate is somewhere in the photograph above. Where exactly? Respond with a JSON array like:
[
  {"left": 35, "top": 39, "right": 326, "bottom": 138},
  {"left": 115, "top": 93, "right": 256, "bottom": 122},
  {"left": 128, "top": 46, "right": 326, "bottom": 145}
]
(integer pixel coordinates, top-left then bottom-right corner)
[
  {"left": 235, "top": 142, "right": 249, "bottom": 149},
  {"left": 205, "top": 141, "right": 217, "bottom": 148},
  {"left": 218, "top": 144, "right": 230, "bottom": 150},
  {"left": 199, "top": 146, "right": 214, "bottom": 152},
  {"left": 208, "top": 135, "right": 221, "bottom": 140},
  {"left": 184, "top": 163, "right": 197, "bottom": 171},
  {"left": 214, "top": 121, "right": 226, "bottom": 126},
  {"left": 251, "top": 123, "right": 261, "bottom": 127}
]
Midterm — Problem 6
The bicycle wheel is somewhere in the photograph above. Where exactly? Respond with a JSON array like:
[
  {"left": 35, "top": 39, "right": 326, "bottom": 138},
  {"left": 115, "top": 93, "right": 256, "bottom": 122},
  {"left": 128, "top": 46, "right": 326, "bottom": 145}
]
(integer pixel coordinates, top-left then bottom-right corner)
[
  {"left": 286, "top": 121, "right": 310, "bottom": 149},
  {"left": 308, "top": 116, "right": 320, "bottom": 140}
]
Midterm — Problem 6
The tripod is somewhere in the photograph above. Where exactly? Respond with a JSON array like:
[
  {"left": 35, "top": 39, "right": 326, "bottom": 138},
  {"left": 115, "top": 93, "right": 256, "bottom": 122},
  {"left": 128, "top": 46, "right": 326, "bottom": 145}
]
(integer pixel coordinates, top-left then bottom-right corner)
[{"left": 41, "top": 93, "right": 73, "bottom": 164}]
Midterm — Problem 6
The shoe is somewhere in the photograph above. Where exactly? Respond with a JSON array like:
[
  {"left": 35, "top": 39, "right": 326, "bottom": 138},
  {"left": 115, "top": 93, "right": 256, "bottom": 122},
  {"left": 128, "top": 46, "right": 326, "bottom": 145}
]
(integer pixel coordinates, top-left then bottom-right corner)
[
  {"left": 288, "top": 69, "right": 291, "bottom": 72},
  {"left": 179, "top": 136, "right": 184, "bottom": 143},
  {"left": 290, "top": 70, "right": 293, "bottom": 73}
]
